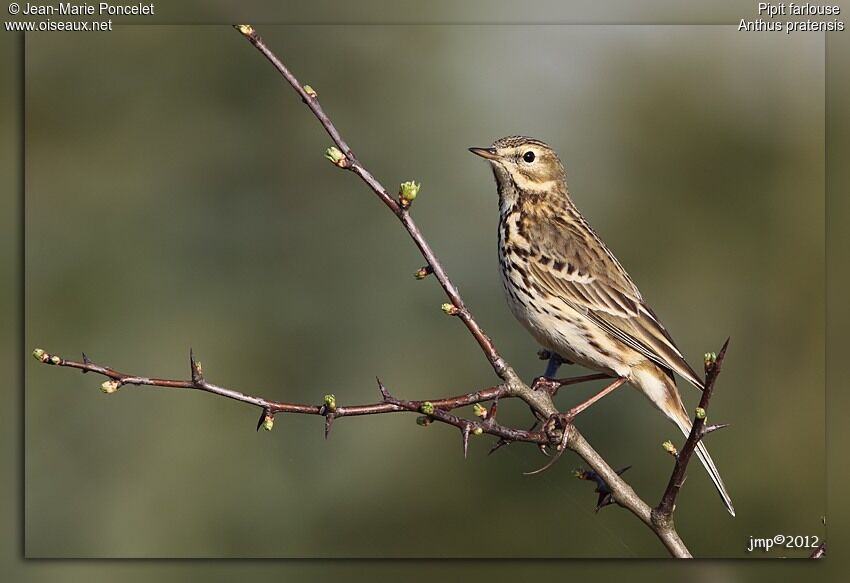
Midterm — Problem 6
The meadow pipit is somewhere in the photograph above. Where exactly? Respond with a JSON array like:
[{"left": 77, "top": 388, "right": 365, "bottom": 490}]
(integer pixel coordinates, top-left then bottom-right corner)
[{"left": 470, "top": 136, "right": 734, "bottom": 516}]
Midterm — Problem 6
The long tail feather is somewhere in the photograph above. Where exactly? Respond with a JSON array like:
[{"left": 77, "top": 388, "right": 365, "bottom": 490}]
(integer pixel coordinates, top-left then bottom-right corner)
[
  {"left": 672, "top": 410, "right": 736, "bottom": 517},
  {"left": 631, "top": 365, "right": 735, "bottom": 516}
]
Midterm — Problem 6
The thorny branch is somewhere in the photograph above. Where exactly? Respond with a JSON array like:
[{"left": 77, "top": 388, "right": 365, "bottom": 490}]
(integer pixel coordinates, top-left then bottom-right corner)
[
  {"left": 655, "top": 339, "right": 730, "bottom": 521},
  {"left": 31, "top": 25, "right": 738, "bottom": 559}
]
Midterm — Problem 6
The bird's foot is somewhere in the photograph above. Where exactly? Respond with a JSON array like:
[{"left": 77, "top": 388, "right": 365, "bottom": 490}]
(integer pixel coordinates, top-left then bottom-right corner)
[
  {"left": 531, "top": 352, "right": 571, "bottom": 394},
  {"left": 524, "top": 413, "right": 572, "bottom": 475},
  {"left": 531, "top": 375, "right": 562, "bottom": 394},
  {"left": 524, "top": 379, "right": 626, "bottom": 476}
]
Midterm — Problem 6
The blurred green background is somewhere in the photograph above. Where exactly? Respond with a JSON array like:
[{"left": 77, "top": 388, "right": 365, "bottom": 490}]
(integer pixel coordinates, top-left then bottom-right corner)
[{"left": 21, "top": 24, "right": 824, "bottom": 560}]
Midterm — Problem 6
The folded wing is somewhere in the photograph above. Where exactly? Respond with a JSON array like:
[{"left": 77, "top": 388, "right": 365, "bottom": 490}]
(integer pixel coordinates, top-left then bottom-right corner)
[{"left": 528, "top": 216, "right": 704, "bottom": 390}]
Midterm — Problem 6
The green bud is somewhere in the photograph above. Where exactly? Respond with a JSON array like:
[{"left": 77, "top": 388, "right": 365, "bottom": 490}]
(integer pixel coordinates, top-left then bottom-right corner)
[
  {"left": 662, "top": 440, "right": 678, "bottom": 456},
  {"left": 398, "top": 181, "right": 420, "bottom": 208},
  {"left": 695, "top": 407, "right": 706, "bottom": 420},
  {"left": 324, "top": 146, "right": 347, "bottom": 168},
  {"left": 704, "top": 352, "right": 717, "bottom": 367},
  {"left": 414, "top": 266, "right": 431, "bottom": 280},
  {"left": 472, "top": 426, "right": 483, "bottom": 436},
  {"left": 262, "top": 414, "right": 274, "bottom": 431},
  {"left": 303, "top": 84, "right": 317, "bottom": 98},
  {"left": 234, "top": 24, "right": 255, "bottom": 36},
  {"left": 50, "top": 355, "right": 61, "bottom": 365},
  {"left": 32, "top": 348, "right": 47, "bottom": 362},
  {"left": 420, "top": 401, "right": 435, "bottom": 415},
  {"left": 100, "top": 379, "right": 120, "bottom": 394},
  {"left": 472, "top": 403, "right": 487, "bottom": 418},
  {"left": 323, "top": 394, "right": 337, "bottom": 412},
  {"left": 441, "top": 303, "right": 458, "bottom": 316}
]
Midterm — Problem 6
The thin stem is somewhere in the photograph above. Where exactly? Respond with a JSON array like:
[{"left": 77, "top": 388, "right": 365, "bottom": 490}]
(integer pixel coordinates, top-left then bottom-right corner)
[
  {"left": 655, "top": 338, "right": 730, "bottom": 520},
  {"left": 33, "top": 349, "right": 556, "bottom": 445},
  {"left": 235, "top": 25, "right": 510, "bottom": 379}
]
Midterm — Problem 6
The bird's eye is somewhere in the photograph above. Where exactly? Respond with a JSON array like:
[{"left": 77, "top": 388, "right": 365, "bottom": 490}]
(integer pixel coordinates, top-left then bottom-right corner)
[{"left": 522, "top": 151, "right": 536, "bottom": 163}]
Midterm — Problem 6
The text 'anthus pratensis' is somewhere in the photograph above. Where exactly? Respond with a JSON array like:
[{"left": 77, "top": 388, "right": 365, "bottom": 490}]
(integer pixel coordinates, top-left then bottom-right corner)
[{"left": 470, "top": 136, "right": 734, "bottom": 516}]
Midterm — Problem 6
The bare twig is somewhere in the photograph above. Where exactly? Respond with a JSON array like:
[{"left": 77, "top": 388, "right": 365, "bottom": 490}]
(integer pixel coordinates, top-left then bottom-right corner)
[
  {"left": 233, "top": 25, "right": 511, "bottom": 380},
  {"left": 31, "top": 26, "right": 738, "bottom": 559},
  {"left": 32, "top": 348, "right": 553, "bottom": 446}
]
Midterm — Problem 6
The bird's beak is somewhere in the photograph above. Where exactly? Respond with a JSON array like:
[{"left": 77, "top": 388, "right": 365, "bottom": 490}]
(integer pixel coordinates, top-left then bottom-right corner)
[{"left": 468, "top": 147, "right": 499, "bottom": 161}]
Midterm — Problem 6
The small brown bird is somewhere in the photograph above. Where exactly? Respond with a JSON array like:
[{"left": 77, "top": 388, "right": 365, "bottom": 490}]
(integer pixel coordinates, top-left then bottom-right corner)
[{"left": 470, "top": 136, "right": 734, "bottom": 516}]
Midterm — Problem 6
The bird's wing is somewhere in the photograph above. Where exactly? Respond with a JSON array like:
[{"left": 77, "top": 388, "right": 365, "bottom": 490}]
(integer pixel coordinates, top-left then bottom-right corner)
[{"left": 527, "top": 217, "right": 704, "bottom": 390}]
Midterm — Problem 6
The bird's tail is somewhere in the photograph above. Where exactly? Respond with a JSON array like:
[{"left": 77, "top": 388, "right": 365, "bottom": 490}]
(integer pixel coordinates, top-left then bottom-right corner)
[
  {"left": 669, "top": 405, "right": 736, "bottom": 517},
  {"left": 632, "top": 365, "right": 735, "bottom": 516}
]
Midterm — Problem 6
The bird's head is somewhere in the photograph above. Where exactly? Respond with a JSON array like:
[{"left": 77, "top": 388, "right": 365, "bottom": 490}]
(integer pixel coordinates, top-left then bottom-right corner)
[{"left": 469, "top": 136, "right": 567, "bottom": 198}]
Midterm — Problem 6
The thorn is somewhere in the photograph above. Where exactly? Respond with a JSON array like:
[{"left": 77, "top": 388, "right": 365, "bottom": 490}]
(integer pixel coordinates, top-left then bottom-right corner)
[
  {"left": 488, "top": 399, "right": 499, "bottom": 420},
  {"left": 488, "top": 437, "right": 511, "bottom": 455},
  {"left": 706, "top": 337, "right": 731, "bottom": 375},
  {"left": 324, "top": 414, "right": 335, "bottom": 439},
  {"left": 461, "top": 424, "right": 470, "bottom": 458},
  {"left": 702, "top": 422, "right": 730, "bottom": 435},
  {"left": 189, "top": 348, "right": 204, "bottom": 385},
  {"left": 718, "top": 337, "right": 731, "bottom": 361},
  {"left": 256, "top": 408, "right": 270, "bottom": 431},
  {"left": 81, "top": 352, "right": 91, "bottom": 372},
  {"left": 376, "top": 377, "right": 391, "bottom": 401}
]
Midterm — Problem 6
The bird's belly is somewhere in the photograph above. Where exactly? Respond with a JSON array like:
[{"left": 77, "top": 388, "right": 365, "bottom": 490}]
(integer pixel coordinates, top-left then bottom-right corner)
[{"left": 500, "top": 271, "right": 631, "bottom": 377}]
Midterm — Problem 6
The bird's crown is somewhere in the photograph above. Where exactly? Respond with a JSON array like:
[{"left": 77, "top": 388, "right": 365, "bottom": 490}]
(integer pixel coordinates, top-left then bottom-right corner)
[{"left": 491, "top": 135, "right": 551, "bottom": 150}]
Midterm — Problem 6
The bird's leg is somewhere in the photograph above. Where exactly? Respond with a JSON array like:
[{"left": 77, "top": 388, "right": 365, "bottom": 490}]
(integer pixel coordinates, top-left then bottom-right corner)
[
  {"left": 532, "top": 351, "right": 572, "bottom": 393},
  {"left": 563, "top": 377, "right": 628, "bottom": 421},
  {"left": 543, "top": 351, "right": 566, "bottom": 378},
  {"left": 531, "top": 350, "right": 612, "bottom": 396}
]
